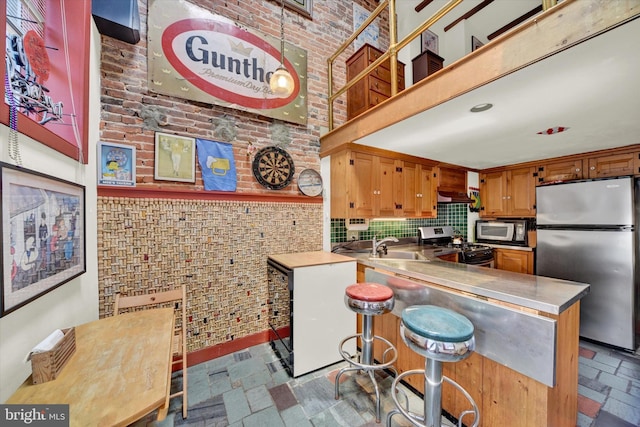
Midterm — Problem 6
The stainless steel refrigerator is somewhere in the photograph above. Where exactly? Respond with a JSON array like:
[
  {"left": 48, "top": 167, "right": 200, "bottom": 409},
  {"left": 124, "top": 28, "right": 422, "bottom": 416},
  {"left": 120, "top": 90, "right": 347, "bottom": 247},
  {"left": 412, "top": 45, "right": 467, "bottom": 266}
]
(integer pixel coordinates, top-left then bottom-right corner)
[{"left": 536, "top": 177, "right": 638, "bottom": 350}]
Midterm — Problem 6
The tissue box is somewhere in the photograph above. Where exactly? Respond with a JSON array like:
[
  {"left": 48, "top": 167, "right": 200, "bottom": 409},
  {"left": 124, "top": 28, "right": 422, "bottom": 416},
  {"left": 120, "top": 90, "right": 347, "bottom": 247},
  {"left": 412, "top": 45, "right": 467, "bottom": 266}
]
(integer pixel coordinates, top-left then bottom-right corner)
[{"left": 31, "top": 327, "right": 76, "bottom": 384}]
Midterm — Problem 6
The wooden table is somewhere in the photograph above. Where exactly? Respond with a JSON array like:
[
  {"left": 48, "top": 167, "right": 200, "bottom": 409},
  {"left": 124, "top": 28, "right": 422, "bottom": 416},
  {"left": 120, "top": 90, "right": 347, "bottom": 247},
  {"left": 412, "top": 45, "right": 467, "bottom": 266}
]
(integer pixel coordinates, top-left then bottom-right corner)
[{"left": 7, "top": 308, "right": 175, "bottom": 426}]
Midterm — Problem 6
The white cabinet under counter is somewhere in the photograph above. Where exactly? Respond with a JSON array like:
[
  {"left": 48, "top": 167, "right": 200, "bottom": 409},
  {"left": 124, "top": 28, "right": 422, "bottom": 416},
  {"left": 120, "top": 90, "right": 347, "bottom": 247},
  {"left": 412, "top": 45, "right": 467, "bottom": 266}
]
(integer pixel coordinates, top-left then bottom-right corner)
[{"left": 267, "top": 251, "right": 356, "bottom": 377}]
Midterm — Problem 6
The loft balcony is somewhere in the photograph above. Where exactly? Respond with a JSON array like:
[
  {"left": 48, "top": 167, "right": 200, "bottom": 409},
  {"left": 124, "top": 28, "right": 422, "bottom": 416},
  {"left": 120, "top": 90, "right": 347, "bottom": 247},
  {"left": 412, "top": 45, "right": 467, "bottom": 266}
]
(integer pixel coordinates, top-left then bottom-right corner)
[{"left": 320, "top": 0, "right": 640, "bottom": 170}]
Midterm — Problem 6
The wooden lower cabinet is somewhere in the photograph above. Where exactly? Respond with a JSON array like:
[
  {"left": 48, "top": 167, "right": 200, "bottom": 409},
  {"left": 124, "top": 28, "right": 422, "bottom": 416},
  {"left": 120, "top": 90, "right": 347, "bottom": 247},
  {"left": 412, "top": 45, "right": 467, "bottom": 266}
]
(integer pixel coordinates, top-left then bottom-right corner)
[
  {"left": 437, "top": 253, "right": 458, "bottom": 262},
  {"left": 494, "top": 248, "right": 534, "bottom": 274},
  {"left": 359, "top": 269, "right": 580, "bottom": 427}
]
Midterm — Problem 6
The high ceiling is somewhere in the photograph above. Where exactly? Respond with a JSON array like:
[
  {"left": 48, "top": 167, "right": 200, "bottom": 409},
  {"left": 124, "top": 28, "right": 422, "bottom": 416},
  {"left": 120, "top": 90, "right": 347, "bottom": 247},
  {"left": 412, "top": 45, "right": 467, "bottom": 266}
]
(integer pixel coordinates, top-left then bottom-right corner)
[{"left": 352, "top": 11, "right": 640, "bottom": 170}]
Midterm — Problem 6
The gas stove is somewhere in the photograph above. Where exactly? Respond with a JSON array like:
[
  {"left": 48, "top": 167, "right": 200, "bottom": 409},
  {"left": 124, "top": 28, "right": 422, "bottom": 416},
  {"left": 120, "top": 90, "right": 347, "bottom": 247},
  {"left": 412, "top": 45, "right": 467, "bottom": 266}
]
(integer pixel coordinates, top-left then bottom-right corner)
[{"left": 418, "top": 226, "right": 494, "bottom": 266}]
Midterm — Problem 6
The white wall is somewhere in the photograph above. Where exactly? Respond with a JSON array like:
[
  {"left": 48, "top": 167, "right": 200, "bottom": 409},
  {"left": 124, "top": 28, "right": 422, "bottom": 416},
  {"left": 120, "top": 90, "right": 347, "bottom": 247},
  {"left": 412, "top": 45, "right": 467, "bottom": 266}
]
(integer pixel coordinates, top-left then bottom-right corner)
[
  {"left": 0, "top": 23, "right": 101, "bottom": 402},
  {"left": 396, "top": 0, "right": 540, "bottom": 86}
]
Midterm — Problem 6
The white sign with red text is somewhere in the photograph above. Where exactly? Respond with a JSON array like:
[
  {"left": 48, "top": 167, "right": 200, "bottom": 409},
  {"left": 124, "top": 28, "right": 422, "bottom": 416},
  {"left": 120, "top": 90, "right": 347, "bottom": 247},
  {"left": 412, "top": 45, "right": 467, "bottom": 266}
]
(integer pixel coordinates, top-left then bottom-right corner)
[{"left": 148, "top": 0, "right": 308, "bottom": 125}]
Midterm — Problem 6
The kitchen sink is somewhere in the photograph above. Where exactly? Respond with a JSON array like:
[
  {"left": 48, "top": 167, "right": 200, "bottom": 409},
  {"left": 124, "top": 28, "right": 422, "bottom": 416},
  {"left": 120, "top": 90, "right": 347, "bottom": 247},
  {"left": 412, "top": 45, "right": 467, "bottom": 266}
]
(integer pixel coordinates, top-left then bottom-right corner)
[{"left": 369, "top": 250, "right": 429, "bottom": 261}]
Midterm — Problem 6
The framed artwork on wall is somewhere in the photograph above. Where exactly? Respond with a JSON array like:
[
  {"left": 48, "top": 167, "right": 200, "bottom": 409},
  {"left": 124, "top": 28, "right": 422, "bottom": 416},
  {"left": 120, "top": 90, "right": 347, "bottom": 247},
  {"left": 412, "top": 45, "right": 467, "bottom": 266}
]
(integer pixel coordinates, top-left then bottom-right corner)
[
  {"left": 97, "top": 142, "right": 136, "bottom": 187},
  {"left": 1, "top": 0, "right": 91, "bottom": 163},
  {"left": 284, "top": 0, "right": 313, "bottom": 19},
  {"left": 154, "top": 132, "right": 196, "bottom": 183},
  {"left": 472, "top": 36, "right": 484, "bottom": 52},
  {"left": 421, "top": 29, "right": 438, "bottom": 54},
  {"left": 1, "top": 163, "right": 86, "bottom": 317}
]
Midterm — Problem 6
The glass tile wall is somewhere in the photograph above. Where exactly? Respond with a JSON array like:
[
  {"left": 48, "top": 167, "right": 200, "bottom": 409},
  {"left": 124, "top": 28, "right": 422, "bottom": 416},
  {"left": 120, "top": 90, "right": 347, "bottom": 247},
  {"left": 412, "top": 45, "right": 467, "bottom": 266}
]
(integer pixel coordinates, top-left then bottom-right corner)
[{"left": 331, "top": 203, "right": 469, "bottom": 243}]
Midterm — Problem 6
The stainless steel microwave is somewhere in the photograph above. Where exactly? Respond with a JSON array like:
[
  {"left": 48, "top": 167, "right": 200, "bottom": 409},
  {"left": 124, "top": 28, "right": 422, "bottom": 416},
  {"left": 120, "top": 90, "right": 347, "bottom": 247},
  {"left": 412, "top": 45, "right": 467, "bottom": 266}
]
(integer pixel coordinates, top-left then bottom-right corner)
[{"left": 475, "top": 219, "right": 528, "bottom": 246}]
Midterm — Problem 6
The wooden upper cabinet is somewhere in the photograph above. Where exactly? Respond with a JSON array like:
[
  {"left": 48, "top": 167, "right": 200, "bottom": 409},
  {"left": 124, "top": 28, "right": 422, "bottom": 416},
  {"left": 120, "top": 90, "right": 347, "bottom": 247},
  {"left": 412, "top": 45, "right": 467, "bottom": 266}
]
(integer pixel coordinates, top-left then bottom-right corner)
[
  {"left": 375, "top": 155, "right": 403, "bottom": 217},
  {"left": 402, "top": 161, "right": 419, "bottom": 217},
  {"left": 535, "top": 159, "right": 583, "bottom": 185},
  {"left": 509, "top": 167, "right": 536, "bottom": 216},
  {"left": 331, "top": 150, "right": 403, "bottom": 218},
  {"left": 346, "top": 44, "right": 405, "bottom": 120},
  {"left": 587, "top": 151, "right": 639, "bottom": 178},
  {"left": 479, "top": 171, "right": 507, "bottom": 216},
  {"left": 403, "top": 162, "right": 437, "bottom": 218},
  {"left": 480, "top": 167, "right": 536, "bottom": 217}
]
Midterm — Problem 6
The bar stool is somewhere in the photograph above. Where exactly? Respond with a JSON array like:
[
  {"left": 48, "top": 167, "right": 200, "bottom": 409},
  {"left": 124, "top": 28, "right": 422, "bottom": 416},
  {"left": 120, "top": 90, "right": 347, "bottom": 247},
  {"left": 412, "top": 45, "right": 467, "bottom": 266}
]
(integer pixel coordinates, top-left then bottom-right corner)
[
  {"left": 387, "top": 305, "right": 479, "bottom": 427},
  {"left": 336, "top": 282, "right": 398, "bottom": 422}
]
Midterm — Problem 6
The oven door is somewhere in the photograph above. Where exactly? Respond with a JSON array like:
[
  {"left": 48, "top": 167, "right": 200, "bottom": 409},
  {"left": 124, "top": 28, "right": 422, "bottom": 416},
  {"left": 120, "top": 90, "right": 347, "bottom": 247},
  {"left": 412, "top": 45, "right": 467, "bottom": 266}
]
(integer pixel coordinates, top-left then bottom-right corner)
[
  {"left": 459, "top": 249, "right": 495, "bottom": 267},
  {"left": 474, "top": 259, "right": 495, "bottom": 268}
]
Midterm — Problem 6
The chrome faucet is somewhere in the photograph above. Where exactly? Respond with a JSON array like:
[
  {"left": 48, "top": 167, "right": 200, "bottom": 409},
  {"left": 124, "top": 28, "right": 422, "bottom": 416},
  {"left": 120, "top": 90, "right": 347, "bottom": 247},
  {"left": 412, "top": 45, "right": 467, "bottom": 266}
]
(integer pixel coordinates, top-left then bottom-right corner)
[{"left": 371, "top": 236, "right": 399, "bottom": 257}]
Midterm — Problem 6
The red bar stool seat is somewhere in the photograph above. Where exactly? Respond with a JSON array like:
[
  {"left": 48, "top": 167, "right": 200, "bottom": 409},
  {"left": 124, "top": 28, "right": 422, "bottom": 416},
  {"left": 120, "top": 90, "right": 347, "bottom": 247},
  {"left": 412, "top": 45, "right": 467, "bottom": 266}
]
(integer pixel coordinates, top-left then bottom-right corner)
[{"left": 336, "top": 282, "right": 397, "bottom": 423}]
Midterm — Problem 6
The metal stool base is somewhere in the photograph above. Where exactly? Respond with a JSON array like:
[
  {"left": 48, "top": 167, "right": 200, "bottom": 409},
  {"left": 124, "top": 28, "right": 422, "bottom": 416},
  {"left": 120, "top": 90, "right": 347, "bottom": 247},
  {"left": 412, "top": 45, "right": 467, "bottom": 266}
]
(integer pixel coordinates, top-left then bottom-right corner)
[
  {"left": 386, "top": 368, "right": 479, "bottom": 427},
  {"left": 336, "top": 333, "right": 398, "bottom": 423}
]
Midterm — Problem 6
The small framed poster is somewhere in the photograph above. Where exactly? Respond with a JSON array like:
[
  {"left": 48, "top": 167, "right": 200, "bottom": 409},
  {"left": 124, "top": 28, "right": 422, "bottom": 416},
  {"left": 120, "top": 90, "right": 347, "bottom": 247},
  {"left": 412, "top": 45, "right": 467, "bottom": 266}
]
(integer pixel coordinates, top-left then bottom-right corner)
[
  {"left": 421, "top": 29, "right": 438, "bottom": 54},
  {"left": 97, "top": 142, "right": 136, "bottom": 186},
  {"left": 154, "top": 132, "right": 196, "bottom": 183}
]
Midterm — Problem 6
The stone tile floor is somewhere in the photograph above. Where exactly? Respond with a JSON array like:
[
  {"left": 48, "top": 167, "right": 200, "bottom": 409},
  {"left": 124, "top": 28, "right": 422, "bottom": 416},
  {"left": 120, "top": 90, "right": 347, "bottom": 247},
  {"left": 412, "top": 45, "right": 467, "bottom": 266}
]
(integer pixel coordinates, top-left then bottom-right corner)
[{"left": 133, "top": 339, "right": 640, "bottom": 427}]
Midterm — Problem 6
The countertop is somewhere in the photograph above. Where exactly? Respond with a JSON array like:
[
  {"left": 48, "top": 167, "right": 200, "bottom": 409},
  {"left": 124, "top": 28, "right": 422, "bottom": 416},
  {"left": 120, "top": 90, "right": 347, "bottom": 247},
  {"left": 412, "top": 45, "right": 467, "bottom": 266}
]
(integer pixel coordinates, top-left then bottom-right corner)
[
  {"left": 268, "top": 251, "right": 356, "bottom": 269},
  {"left": 342, "top": 244, "right": 589, "bottom": 314},
  {"left": 480, "top": 242, "right": 534, "bottom": 251}
]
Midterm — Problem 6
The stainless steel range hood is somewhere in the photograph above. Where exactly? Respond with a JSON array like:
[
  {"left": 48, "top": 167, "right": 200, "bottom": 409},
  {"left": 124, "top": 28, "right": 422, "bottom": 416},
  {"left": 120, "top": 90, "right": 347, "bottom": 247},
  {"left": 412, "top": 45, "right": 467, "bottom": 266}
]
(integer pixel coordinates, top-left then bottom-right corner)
[{"left": 437, "top": 191, "right": 474, "bottom": 204}]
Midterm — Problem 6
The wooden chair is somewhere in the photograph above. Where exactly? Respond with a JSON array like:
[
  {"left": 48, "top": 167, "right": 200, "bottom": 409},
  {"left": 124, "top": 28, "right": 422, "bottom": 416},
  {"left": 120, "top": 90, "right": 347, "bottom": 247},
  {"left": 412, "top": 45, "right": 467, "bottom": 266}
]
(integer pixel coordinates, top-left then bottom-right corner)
[{"left": 114, "top": 286, "right": 188, "bottom": 419}]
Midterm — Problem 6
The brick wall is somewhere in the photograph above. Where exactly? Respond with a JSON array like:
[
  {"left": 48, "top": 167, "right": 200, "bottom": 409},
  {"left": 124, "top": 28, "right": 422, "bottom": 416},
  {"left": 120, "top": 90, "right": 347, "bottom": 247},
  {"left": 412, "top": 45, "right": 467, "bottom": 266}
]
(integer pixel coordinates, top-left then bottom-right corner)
[
  {"left": 99, "top": 0, "right": 386, "bottom": 192},
  {"left": 97, "top": 0, "right": 389, "bottom": 353}
]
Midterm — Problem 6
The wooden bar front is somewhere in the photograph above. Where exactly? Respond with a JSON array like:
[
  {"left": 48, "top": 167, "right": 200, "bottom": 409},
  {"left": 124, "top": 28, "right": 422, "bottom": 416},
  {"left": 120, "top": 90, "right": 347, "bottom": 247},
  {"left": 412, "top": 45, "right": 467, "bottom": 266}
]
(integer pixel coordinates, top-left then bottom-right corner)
[{"left": 358, "top": 264, "right": 581, "bottom": 427}]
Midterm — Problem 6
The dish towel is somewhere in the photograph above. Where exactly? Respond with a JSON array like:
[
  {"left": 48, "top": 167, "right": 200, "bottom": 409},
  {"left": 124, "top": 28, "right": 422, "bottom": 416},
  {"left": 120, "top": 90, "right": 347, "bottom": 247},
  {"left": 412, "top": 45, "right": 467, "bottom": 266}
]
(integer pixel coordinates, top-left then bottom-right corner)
[{"left": 196, "top": 139, "right": 237, "bottom": 191}]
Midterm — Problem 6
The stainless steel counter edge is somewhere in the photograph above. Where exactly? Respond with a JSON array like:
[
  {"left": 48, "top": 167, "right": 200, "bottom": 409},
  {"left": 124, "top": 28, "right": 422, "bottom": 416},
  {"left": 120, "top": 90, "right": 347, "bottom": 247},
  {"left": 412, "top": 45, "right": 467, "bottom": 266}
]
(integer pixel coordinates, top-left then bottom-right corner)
[
  {"left": 481, "top": 243, "right": 535, "bottom": 251},
  {"left": 347, "top": 249, "right": 590, "bottom": 314}
]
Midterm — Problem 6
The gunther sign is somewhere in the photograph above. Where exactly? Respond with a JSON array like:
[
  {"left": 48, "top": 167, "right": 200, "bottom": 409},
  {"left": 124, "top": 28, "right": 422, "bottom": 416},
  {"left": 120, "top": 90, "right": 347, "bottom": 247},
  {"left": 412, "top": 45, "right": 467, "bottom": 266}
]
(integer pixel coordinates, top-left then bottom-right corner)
[{"left": 148, "top": 0, "right": 308, "bottom": 125}]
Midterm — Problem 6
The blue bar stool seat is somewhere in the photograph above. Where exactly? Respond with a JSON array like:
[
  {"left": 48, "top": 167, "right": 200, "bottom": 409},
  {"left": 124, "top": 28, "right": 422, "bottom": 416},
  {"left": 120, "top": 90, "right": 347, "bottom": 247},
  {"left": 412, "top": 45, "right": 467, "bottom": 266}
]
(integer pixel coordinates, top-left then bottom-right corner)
[
  {"left": 387, "top": 305, "right": 479, "bottom": 427},
  {"left": 336, "top": 283, "right": 398, "bottom": 423}
]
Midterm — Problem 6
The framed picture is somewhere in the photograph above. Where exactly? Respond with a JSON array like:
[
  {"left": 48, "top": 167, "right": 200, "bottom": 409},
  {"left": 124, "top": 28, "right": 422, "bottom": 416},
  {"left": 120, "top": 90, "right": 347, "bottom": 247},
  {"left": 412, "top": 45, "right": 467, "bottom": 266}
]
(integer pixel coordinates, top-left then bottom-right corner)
[
  {"left": 1, "top": 163, "right": 86, "bottom": 317},
  {"left": 1, "top": 1, "right": 91, "bottom": 163},
  {"left": 97, "top": 142, "right": 136, "bottom": 186},
  {"left": 154, "top": 132, "right": 196, "bottom": 183},
  {"left": 421, "top": 29, "right": 438, "bottom": 54},
  {"left": 472, "top": 36, "right": 484, "bottom": 52},
  {"left": 284, "top": 0, "right": 313, "bottom": 19}
]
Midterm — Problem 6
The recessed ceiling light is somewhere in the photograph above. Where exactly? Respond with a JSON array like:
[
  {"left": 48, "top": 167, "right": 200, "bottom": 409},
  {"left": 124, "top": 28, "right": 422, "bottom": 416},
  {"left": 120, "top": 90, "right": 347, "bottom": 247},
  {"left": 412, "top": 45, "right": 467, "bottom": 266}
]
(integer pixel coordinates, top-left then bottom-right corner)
[{"left": 470, "top": 103, "right": 493, "bottom": 113}]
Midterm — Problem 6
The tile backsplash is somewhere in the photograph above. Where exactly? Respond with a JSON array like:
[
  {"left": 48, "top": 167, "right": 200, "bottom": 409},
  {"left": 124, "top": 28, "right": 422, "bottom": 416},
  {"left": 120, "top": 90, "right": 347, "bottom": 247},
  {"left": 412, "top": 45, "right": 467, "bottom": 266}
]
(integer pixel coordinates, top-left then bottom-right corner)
[{"left": 331, "top": 203, "right": 469, "bottom": 243}]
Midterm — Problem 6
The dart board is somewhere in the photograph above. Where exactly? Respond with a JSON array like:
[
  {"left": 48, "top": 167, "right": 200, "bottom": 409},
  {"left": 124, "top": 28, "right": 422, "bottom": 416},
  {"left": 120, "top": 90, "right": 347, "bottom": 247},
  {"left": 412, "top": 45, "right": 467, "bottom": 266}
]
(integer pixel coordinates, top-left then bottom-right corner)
[{"left": 252, "top": 146, "right": 295, "bottom": 190}]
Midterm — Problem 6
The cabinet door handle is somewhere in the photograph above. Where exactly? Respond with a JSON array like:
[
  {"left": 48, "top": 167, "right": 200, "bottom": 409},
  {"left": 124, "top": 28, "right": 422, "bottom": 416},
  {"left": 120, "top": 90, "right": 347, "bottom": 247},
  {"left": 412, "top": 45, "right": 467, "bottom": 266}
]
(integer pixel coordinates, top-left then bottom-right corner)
[{"left": 590, "top": 166, "right": 596, "bottom": 170}]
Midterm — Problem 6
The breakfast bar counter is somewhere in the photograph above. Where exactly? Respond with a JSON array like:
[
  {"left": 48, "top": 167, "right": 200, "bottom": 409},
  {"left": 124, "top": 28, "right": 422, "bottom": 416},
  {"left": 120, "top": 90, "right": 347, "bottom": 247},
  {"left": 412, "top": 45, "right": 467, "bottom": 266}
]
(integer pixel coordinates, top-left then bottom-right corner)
[
  {"left": 355, "top": 253, "right": 589, "bottom": 314},
  {"left": 345, "top": 252, "right": 590, "bottom": 427}
]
